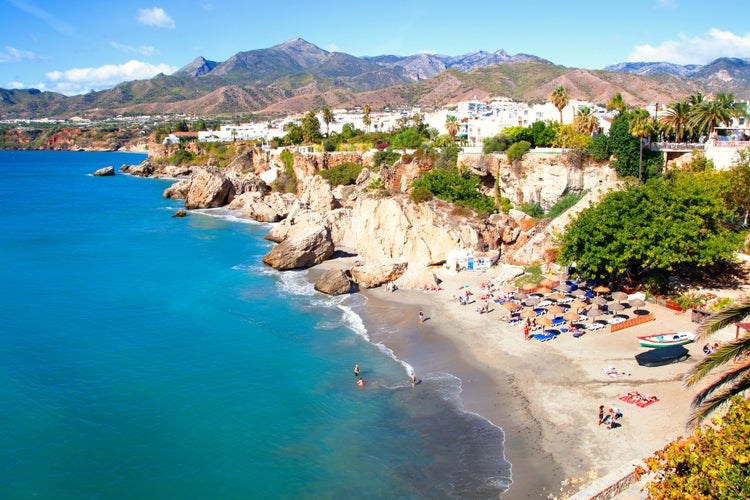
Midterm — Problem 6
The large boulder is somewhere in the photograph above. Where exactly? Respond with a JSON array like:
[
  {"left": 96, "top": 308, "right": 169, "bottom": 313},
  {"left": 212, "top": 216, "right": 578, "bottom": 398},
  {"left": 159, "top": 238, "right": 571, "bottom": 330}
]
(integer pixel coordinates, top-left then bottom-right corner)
[
  {"left": 262, "top": 225, "right": 335, "bottom": 270},
  {"left": 228, "top": 191, "right": 297, "bottom": 223},
  {"left": 394, "top": 265, "right": 440, "bottom": 290},
  {"left": 314, "top": 269, "right": 355, "bottom": 295},
  {"left": 184, "top": 169, "right": 234, "bottom": 209},
  {"left": 120, "top": 161, "right": 154, "bottom": 177},
  {"left": 93, "top": 166, "right": 115, "bottom": 176},
  {"left": 350, "top": 261, "right": 408, "bottom": 289},
  {"left": 163, "top": 179, "right": 191, "bottom": 199},
  {"left": 299, "top": 174, "right": 339, "bottom": 212}
]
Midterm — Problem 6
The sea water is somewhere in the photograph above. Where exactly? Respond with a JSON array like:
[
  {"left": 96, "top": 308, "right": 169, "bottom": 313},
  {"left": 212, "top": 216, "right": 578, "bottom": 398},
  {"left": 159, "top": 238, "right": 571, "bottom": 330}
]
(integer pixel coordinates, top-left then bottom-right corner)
[{"left": 0, "top": 151, "right": 510, "bottom": 499}]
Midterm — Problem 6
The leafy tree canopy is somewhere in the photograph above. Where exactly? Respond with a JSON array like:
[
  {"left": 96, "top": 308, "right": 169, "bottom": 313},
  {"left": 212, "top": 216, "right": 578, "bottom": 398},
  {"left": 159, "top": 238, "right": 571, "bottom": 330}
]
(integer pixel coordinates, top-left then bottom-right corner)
[
  {"left": 640, "top": 396, "right": 750, "bottom": 499},
  {"left": 411, "top": 167, "right": 496, "bottom": 214},
  {"left": 316, "top": 162, "right": 363, "bottom": 186},
  {"left": 557, "top": 174, "right": 745, "bottom": 279},
  {"left": 482, "top": 133, "right": 513, "bottom": 154},
  {"left": 392, "top": 127, "right": 425, "bottom": 149}
]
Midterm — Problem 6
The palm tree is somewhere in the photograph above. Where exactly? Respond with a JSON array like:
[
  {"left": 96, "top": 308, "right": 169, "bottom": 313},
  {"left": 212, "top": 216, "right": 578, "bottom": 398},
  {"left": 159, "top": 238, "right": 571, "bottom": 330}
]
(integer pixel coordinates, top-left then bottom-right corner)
[
  {"left": 573, "top": 106, "right": 599, "bottom": 136},
  {"left": 629, "top": 108, "right": 653, "bottom": 182},
  {"left": 661, "top": 100, "right": 692, "bottom": 142},
  {"left": 550, "top": 85, "right": 570, "bottom": 125},
  {"left": 363, "top": 103, "right": 371, "bottom": 133},
  {"left": 685, "top": 297, "right": 750, "bottom": 429},
  {"left": 606, "top": 92, "right": 627, "bottom": 114},
  {"left": 322, "top": 106, "right": 334, "bottom": 137},
  {"left": 688, "top": 93, "right": 746, "bottom": 140},
  {"left": 445, "top": 114, "right": 460, "bottom": 139}
]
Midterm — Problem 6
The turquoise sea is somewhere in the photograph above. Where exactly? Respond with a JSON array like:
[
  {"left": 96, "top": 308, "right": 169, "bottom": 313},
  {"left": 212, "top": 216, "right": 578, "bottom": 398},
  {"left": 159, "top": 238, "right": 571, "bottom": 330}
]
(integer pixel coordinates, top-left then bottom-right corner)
[{"left": 0, "top": 151, "right": 510, "bottom": 499}]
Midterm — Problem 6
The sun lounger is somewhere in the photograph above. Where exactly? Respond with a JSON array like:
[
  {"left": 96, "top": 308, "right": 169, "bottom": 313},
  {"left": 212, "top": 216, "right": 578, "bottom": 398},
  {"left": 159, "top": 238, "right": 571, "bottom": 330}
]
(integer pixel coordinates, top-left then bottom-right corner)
[
  {"left": 551, "top": 317, "right": 565, "bottom": 326},
  {"left": 532, "top": 332, "right": 556, "bottom": 341}
]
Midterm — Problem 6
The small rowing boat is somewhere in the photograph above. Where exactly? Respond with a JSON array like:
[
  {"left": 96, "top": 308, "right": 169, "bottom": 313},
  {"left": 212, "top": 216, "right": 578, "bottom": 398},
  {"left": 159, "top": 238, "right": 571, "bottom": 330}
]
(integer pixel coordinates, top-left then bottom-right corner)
[{"left": 637, "top": 331, "right": 695, "bottom": 348}]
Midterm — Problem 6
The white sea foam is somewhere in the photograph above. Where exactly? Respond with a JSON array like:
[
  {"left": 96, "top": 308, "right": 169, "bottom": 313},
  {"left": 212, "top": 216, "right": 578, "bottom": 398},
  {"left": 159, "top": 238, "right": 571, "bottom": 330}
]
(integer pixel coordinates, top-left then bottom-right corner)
[{"left": 191, "top": 207, "right": 273, "bottom": 227}]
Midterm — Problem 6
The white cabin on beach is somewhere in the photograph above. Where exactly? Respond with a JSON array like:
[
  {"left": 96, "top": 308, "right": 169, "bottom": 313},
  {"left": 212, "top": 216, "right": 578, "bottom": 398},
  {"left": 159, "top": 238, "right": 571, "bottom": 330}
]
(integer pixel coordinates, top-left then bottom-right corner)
[{"left": 445, "top": 249, "right": 500, "bottom": 272}]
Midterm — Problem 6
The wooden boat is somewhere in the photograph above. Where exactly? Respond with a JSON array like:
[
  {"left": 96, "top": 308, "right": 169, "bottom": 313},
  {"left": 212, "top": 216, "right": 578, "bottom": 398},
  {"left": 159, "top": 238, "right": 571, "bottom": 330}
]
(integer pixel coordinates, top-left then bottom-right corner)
[
  {"left": 637, "top": 331, "right": 695, "bottom": 348},
  {"left": 635, "top": 345, "right": 690, "bottom": 367}
]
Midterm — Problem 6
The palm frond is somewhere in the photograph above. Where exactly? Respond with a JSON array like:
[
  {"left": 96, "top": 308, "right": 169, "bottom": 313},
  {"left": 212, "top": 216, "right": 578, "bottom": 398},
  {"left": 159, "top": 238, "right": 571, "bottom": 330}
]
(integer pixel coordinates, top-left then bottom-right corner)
[
  {"left": 695, "top": 297, "right": 750, "bottom": 341},
  {"left": 687, "top": 375, "right": 750, "bottom": 430},
  {"left": 685, "top": 340, "right": 750, "bottom": 387},
  {"left": 687, "top": 357, "right": 750, "bottom": 408}
]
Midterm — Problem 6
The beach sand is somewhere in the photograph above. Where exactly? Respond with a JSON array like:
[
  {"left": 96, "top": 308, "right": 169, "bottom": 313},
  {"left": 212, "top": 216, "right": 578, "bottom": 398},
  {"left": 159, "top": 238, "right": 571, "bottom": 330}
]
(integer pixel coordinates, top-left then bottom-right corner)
[{"left": 313, "top": 257, "right": 738, "bottom": 498}]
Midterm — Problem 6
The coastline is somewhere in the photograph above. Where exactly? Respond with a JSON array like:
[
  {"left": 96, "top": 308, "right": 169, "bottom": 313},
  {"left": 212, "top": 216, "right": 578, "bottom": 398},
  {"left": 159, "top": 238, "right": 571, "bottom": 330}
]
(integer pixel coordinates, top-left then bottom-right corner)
[{"left": 311, "top": 256, "right": 730, "bottom": 498}]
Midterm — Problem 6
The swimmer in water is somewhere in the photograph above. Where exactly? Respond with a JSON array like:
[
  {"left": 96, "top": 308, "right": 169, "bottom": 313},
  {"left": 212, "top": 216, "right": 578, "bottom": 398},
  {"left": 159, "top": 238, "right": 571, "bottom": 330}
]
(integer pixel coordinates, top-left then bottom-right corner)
[
  {"left": 357, "top": 377, "right": 365, "bottom": 387},
  {"left": 354, "top": 364, "right": 359, "bottom": 377}
]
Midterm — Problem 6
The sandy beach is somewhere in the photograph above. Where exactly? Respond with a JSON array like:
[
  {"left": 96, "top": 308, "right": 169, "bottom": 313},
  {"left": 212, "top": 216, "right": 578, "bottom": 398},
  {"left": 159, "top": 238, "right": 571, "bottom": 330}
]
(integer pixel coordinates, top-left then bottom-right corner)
[{"left": 315, "top": 258, "right": 738, "bottom": 498}]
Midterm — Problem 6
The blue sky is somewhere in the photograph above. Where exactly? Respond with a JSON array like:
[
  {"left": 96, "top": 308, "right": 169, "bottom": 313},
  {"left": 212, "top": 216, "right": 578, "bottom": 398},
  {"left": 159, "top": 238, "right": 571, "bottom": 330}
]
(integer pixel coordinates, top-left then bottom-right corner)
[{"left": 2, "top": 0, "right": 750, "bottom": 95}]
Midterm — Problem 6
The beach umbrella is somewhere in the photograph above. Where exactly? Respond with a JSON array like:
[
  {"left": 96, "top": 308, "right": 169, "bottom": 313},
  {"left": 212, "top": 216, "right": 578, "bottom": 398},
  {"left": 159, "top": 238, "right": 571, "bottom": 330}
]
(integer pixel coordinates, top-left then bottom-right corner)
[
  {"left": 570, "top": 299, "right": 588, "bottom": 311},
  {"left": 612, "top": 291, "right": 628, "bottom": 303},
  {"left": 520, "top": 309, "right": 538, "bottom": 319},
  {"left": 547, "top": 292, "right": 565, "bottom": 301},
  {"left": 563, "top": 311, "right": 580, "bottom": 322},
  {"left": 535, "top": 315, "right": 553, "bottom": 326},
  {"left": 514, "top": 291, "right": 528, "bottom": 300},
  {"left": 587, "top": 308, "right": 604, "bottom": 319},
  {"left": 524, "top": 297, "right": 541, "bottom": 307},
  {"left": 571, "top": 289, "right": 586, "bottom": 297},
  {"left": 592, "top": 296, "right": 608, "bottom": 305},
  {"left": 593, "top": 285, "right": 610, "bottom": 294},
  {"left": 629, "top": 298, "right": 646, "bottom": 314},
  {"left": 608, "top": 302, "right": 625, "bottom": 312},
  {"left": 540, "top": 278, "right": 556, "bottom": 288},
  {"left": 548, "top": 304, "right": 565, "bottom": 316},
  {"left": 556, "top": 283, "right": 573, "bottom": 293},
  {"left": 536, "top": 286, "right": 553, "bottom": 294},
  {"left": 503, "top": 301, "right": 520, "bottom": 311}
]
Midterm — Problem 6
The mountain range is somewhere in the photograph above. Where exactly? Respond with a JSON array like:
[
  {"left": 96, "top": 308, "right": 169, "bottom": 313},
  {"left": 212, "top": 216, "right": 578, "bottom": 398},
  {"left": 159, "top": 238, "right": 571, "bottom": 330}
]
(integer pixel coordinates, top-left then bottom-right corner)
[{"left": 1, "top": 38, "right": 749, "bottom": 120}]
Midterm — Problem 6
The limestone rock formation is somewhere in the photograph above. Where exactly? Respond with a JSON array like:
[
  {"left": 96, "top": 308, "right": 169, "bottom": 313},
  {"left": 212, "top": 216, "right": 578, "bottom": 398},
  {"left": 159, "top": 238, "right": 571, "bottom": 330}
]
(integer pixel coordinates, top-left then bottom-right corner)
[
  {"left": 163, "top": 179, "right": 191, "bottom": 199},
  {"left": 172, "top": 209, "right": 187, "bottom": 218},
  {"left": 93, "top": 166, "right": 115, "bottom": 176},
  {"left": 350, "top": 261, "right": 408, "bottom": 288},
  {"left": 299, "top": 174, "right": 339, "bottom": 212},
  {"left": 120, "top": 161, "right": 154, "bottom": 177},
  {"left": 314, "top": 268, "right": 355, "bottom": 295},
  {"left": 228, "top": 191, "right": 297, "bottom": 223},
  {"left": 262, "top": 225, "right": 335, "bottom": 270},
  {"left": 394, "top": 265, "right": 440, "bottom": 290},
  {"left": 184, "top": 169, "right": 235, "bottom": 209}
]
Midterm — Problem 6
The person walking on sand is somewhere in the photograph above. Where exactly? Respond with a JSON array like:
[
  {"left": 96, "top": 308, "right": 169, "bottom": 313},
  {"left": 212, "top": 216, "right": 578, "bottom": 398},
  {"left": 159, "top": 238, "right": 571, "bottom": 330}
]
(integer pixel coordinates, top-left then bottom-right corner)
[
  {"left": 418, "top": 310, "right": 424, "bottom": 324},
  {"left": 354, "top": 364, "right": 359, "bottom": 377}
]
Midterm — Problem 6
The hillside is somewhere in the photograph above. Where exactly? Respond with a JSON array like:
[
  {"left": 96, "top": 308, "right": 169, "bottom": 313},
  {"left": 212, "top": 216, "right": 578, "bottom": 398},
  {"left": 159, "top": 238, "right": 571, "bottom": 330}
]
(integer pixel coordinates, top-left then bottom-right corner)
[{"left": 1, "top": 39, "right": 748, "bottom": 119}]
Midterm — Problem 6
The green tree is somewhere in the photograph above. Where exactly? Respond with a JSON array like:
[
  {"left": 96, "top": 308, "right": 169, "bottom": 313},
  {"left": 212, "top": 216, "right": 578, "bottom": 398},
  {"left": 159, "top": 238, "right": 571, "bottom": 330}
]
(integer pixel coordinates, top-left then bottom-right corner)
[
  {"left": 690, "top": 92, "right": 748, "bottom": 140},
  {"left": 685, "top": 298, "right": 750, "bottom": 428},
  {"left": 606, "top": 92, "right": 627, "bottom": 114},
  {"left": 550, "top": 85, "right": 570, "bottom": 125},
  {"left": 322, "top": 106, "right": 334, "bottom": 137},
  {"left": 445, "top": 114, "right": 460, "bottom": 140},
  {"left": 411, "top": 167, "right": 496, "bottom": 213},
  {"left": 573, "top": 106, "right": 599, "bottom": 136},
  {"left": 641, "top": 396, "right": 750, "bottom": 498},
  {"left": 482, "top": 134, "right": 513, "bottom": 154},
  {"left": 363, "top": 104, "right": 371, "bottom": 133},
  {"left": 316, "top": 162, "right": 363, "bottom": 186},
  {"left": 506, "top": 140, "right": 531, "bottom": 163},
  {"left": 557, "top": 175, "right": 745, "bottom": 279},
  {"left": 301, "top": 110, "right": 322, "bottom": 143},
  {"left": 661, "top": 100, "right": 692, "bottom": 142},
  {"left": 283, "top": 122, "right": 303, "bottom": 145},
  {"left": 392, "top": 128, "right": 423, "bottom": 150},
  {"left": 629, "top": 108, "right": 654, "bottom": 182}
]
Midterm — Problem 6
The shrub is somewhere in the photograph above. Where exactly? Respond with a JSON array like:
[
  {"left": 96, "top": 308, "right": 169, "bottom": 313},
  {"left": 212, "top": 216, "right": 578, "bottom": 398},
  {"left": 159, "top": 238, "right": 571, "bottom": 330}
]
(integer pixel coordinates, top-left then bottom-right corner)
[
  {"left": 411, "top": 167, "right": 496, "bottom": 214},
  {"left": 483, "top": 134, "right": 513, "bottom": 154},
  {"left": 410, "top": 185, "right": 433, "bottom": 203},
  {"left": 546, "top": 191, "right": 586, "bottom": 219},
  {"left": 322, "top": 139, "right": 336, "bottom": 152},
  {"left": 518, "top": 202, "right": 544, "bottom": 218},
  {"left": 373, "top": 150, "right": 401, "bottom": 168},
  {"left": 316, "top": 162, "right": 363, "bottom": 186},
  {"left": 507, "top": 140, "right": 531, "bottom": 162},
  {"left": 367, "top": 178, "right": 385, "bottom": 191}
]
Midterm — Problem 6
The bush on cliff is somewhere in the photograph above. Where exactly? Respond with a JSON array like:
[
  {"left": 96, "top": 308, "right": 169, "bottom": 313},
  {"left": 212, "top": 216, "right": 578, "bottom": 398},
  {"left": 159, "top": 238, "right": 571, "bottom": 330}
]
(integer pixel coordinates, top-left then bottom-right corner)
[
  {"left": 273, "top": 150, "right": 297, "bottom": 193},
  {"left": 411, "top": 167, "right": 495, "bottom": 215},
  {"left": 373, "top": 150, "right": 401, "bottom": 168},
  {"left": 316, "top": 162, "right": 363, "bottom": 186}
]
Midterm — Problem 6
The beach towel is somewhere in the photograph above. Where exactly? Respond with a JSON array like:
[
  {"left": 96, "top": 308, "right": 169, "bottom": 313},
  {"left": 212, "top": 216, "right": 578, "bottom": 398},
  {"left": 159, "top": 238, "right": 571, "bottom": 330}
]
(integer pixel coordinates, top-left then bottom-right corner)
[{"left": 619, "top": 392, "right": 659, "bottom": 407}]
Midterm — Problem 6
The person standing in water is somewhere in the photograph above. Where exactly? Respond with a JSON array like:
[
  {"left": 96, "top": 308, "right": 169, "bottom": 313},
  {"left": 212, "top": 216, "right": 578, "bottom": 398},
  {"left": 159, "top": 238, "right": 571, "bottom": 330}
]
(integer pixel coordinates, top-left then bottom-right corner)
[
  {"left": 357, "top": 377, "right": 365, "bottom": 387},
  {"left": 354, "top": 364, "right": 359, "bottom": 377},
  {"left": 411, "top": 372, "right": 417, "bottom": 386}
]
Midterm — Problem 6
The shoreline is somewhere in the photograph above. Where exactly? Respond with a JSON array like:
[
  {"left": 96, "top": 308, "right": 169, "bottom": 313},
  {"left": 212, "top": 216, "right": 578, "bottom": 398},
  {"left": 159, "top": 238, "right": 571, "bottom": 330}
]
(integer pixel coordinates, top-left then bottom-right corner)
[{"left": 311, "top": 256, "right": 734, "bottom": 498}]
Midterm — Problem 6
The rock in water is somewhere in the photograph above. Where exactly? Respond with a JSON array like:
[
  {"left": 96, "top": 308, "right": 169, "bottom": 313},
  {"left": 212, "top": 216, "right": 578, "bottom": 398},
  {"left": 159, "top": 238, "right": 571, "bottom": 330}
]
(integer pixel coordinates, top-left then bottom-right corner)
[
  {"left": 172, "top": 209, "right": 187, "bottom": 218},
  {"left": 262, "top": 225, "right": 334, "bottom": 270},
  {"left": 93, "top": 166, "right": 115, "bottom": 176},
  {"left": 314, "top": 269, "right": 355, "bottom": 295}
]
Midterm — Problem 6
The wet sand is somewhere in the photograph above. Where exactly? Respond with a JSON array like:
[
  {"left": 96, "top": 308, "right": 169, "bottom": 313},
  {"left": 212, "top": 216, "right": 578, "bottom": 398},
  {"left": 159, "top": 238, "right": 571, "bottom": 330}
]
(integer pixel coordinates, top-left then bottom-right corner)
[{"left": 313, "top": 259, "right": 735, "bottom": 498}]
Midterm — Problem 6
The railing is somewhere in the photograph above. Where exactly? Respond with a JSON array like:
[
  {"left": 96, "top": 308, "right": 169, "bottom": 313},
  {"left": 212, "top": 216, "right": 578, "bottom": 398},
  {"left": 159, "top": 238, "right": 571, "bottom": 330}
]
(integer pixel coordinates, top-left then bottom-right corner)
[
  {"left": 649, "top": 142, "right": 704, "bottom": 151},
  {"left": 610, "top": 312, "right": 655, "bottom": 332},
  {"left": 710, "top": 140, "right": 750, "bottom": 148}
]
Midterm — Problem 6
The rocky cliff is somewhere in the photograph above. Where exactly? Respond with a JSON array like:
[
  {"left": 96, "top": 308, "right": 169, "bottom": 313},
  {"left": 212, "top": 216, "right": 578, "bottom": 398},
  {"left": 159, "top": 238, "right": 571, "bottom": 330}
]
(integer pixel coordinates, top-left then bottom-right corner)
[{"left": 124, "top": 146, "right": 621, "bottom": 288}]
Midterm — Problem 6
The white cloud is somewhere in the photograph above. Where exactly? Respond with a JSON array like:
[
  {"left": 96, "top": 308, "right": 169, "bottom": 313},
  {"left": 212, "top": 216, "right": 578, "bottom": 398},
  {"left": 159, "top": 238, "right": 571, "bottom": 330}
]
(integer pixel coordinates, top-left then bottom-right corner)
[
  {"left": 6, "top": 81, "right": 25, "bottom": 89},
  {"left": 44, "top": 59, "right": 179, "bottom": 95},
  {"left": 0, "top": 46, "right": 38, "bottom": 63},
  {"left": 111, "top": 41, "right": 156, "bottom": 56},
  {"left": 136, "top": 7, "right": 175, "bottom": 29},
  {"left": 628, "top": 29, "right": 750, "bottom": 65}
]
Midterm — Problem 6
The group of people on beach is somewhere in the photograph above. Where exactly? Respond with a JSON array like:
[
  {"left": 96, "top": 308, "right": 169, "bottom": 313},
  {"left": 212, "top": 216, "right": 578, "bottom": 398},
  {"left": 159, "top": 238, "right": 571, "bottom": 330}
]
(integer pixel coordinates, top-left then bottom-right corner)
[
  {"left": 597, "top": 404, "right": 623, "bottom": 429},
  {"left": 354, "top": 363, "right": 417, "bottom": 388}
]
